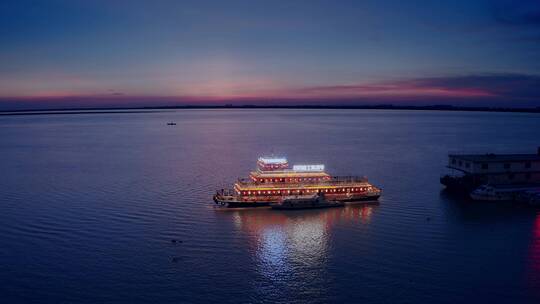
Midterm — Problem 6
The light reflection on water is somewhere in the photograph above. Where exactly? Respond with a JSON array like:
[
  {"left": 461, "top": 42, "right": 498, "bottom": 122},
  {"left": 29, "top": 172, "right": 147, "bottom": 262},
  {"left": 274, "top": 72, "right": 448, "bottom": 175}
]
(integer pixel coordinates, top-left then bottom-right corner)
[{"left": 230, "top": 205, "right": 376, "bottom": 283}]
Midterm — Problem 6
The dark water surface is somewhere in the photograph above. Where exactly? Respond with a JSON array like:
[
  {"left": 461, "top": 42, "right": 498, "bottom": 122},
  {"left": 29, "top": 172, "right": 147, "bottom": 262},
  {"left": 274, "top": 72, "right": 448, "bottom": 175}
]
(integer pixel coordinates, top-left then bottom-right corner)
[{"left": 1, "top": 109, "right": 540, "bottom": 303}]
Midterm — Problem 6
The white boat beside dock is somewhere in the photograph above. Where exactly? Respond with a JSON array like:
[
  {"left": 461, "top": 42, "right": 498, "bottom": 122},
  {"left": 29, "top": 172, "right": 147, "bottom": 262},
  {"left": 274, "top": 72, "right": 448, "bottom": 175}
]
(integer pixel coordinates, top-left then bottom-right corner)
[{"left": 470, "top": 184, "right": 540, "bottom": 202}]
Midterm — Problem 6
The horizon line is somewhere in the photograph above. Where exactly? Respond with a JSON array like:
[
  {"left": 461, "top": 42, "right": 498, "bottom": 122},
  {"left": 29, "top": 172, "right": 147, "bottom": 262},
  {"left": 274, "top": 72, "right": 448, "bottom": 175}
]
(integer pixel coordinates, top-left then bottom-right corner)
[{"left": 1, "top": 104, "right": 540, "bottom": 116}]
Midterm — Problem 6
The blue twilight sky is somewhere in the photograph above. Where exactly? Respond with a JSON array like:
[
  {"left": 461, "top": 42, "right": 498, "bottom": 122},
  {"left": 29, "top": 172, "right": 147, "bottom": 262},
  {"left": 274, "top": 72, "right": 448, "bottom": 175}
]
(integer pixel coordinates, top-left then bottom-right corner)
[{"left": 0, "top": 0, "right": 539, "bottom": 109}]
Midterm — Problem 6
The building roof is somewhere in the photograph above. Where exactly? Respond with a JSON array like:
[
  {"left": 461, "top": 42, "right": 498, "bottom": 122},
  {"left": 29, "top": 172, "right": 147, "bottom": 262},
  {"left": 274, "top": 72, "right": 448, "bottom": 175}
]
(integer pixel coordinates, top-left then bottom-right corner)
[{"left": 449, "top": 153, "right": 540, "bottom": 162}]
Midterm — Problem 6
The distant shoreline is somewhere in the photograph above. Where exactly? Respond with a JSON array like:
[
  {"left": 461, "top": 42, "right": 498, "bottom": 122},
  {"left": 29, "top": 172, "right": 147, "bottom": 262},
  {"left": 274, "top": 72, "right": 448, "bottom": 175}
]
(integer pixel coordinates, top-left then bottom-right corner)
[{"left": 1, "top": 104, "right": 540, "bottom": 116}]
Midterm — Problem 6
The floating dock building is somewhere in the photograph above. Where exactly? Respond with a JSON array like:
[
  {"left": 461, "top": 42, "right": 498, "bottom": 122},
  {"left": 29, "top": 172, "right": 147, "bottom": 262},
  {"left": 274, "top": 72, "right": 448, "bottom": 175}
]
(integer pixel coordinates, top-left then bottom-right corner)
[{"left": 441, "top": 147, "right": 540, "bottom": 193}]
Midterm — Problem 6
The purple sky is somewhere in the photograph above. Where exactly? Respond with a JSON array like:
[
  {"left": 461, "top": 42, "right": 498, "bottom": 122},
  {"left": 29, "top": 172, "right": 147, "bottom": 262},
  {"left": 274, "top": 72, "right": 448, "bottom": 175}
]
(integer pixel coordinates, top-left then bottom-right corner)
[{"left": 1, "top": 0, "right": 539, "bottom": 109}]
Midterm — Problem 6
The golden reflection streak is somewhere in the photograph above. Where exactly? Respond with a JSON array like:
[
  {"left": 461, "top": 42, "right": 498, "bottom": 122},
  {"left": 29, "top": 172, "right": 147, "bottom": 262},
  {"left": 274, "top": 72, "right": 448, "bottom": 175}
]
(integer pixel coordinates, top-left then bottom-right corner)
[{"left": 231, "top": 204, "right": 376, "bottom": 280}]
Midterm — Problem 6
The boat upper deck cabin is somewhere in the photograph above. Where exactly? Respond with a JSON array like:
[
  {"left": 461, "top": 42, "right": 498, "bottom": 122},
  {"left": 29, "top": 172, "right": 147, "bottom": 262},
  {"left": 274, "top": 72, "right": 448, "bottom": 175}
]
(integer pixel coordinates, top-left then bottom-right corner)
[
  {"left": 257, "top": 157, "right": 289, "bottom": 171},
  {"left": 251, "top": 157, "right": 331, "bottom": 183}
]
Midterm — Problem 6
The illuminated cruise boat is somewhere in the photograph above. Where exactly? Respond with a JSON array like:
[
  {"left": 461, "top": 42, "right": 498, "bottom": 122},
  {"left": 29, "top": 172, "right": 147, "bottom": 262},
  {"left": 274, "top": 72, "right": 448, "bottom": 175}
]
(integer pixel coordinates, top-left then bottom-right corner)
[{"left": 214, "top": 157, "right": 381, "bottom": 208}]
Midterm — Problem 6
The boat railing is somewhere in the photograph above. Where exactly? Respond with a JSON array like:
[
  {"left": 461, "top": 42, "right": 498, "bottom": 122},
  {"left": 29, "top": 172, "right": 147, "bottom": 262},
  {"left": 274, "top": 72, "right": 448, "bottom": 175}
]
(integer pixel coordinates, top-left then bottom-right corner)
[
  {"left": 236, "top": 175, "right": 369, "bottom": 187},
  {"left": 332, "top": 176, "right": 369, "bottom": 183}
]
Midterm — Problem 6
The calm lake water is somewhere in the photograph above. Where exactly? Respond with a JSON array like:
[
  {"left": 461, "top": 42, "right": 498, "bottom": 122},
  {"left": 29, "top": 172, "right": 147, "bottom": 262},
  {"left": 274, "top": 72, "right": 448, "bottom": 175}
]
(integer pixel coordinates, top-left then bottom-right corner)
[{"left": 1, "top": 109, "right": 540, "bottom": 303}]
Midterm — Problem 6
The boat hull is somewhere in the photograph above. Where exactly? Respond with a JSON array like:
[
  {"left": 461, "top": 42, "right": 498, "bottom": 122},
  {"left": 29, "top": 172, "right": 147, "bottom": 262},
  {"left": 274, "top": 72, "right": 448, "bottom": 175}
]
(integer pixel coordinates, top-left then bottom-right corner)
[
  {"left": 271, "top": 201, "right": 344, "bottom": 210},
  {"left": 213, "top": 194, "right": 271, "bottom": 208},
  {"left": 469, "top": 193, "right": 514, "bottom": 201},
  {"left": 338, "top": 194, "right": 380, "bottom": 202},
  {"left": 222, "top": 201, "right": 271, "bottom": 208},
  {"left": 214, "top": 193, "right": 380, "bottom": 208}
]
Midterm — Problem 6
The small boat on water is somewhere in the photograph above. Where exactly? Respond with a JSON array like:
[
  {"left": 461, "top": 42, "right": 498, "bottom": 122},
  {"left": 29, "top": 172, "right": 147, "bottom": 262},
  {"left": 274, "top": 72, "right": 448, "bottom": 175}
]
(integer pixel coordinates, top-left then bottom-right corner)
[
  {"left": 528, "top": 193, "right": 540, "bottom": 206},
  {"left": 470, "top": 184, "right": 540, "bottom": 201},
  {"left": 167, "top": 122, "right": 177, "bottom": 125},
  {"left": 271, "top": 193, "right": 344, "bottom": 210},
  {"left": 516, "top": 190, "right": 540, "bottom": 206}
]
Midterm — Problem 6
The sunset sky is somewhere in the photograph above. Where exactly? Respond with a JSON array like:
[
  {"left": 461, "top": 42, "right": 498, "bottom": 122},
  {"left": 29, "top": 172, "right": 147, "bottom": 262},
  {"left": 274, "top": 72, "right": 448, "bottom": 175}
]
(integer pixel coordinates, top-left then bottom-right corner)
[{"left": 1, "top": 0, "right": 539, "bottom": 109}]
